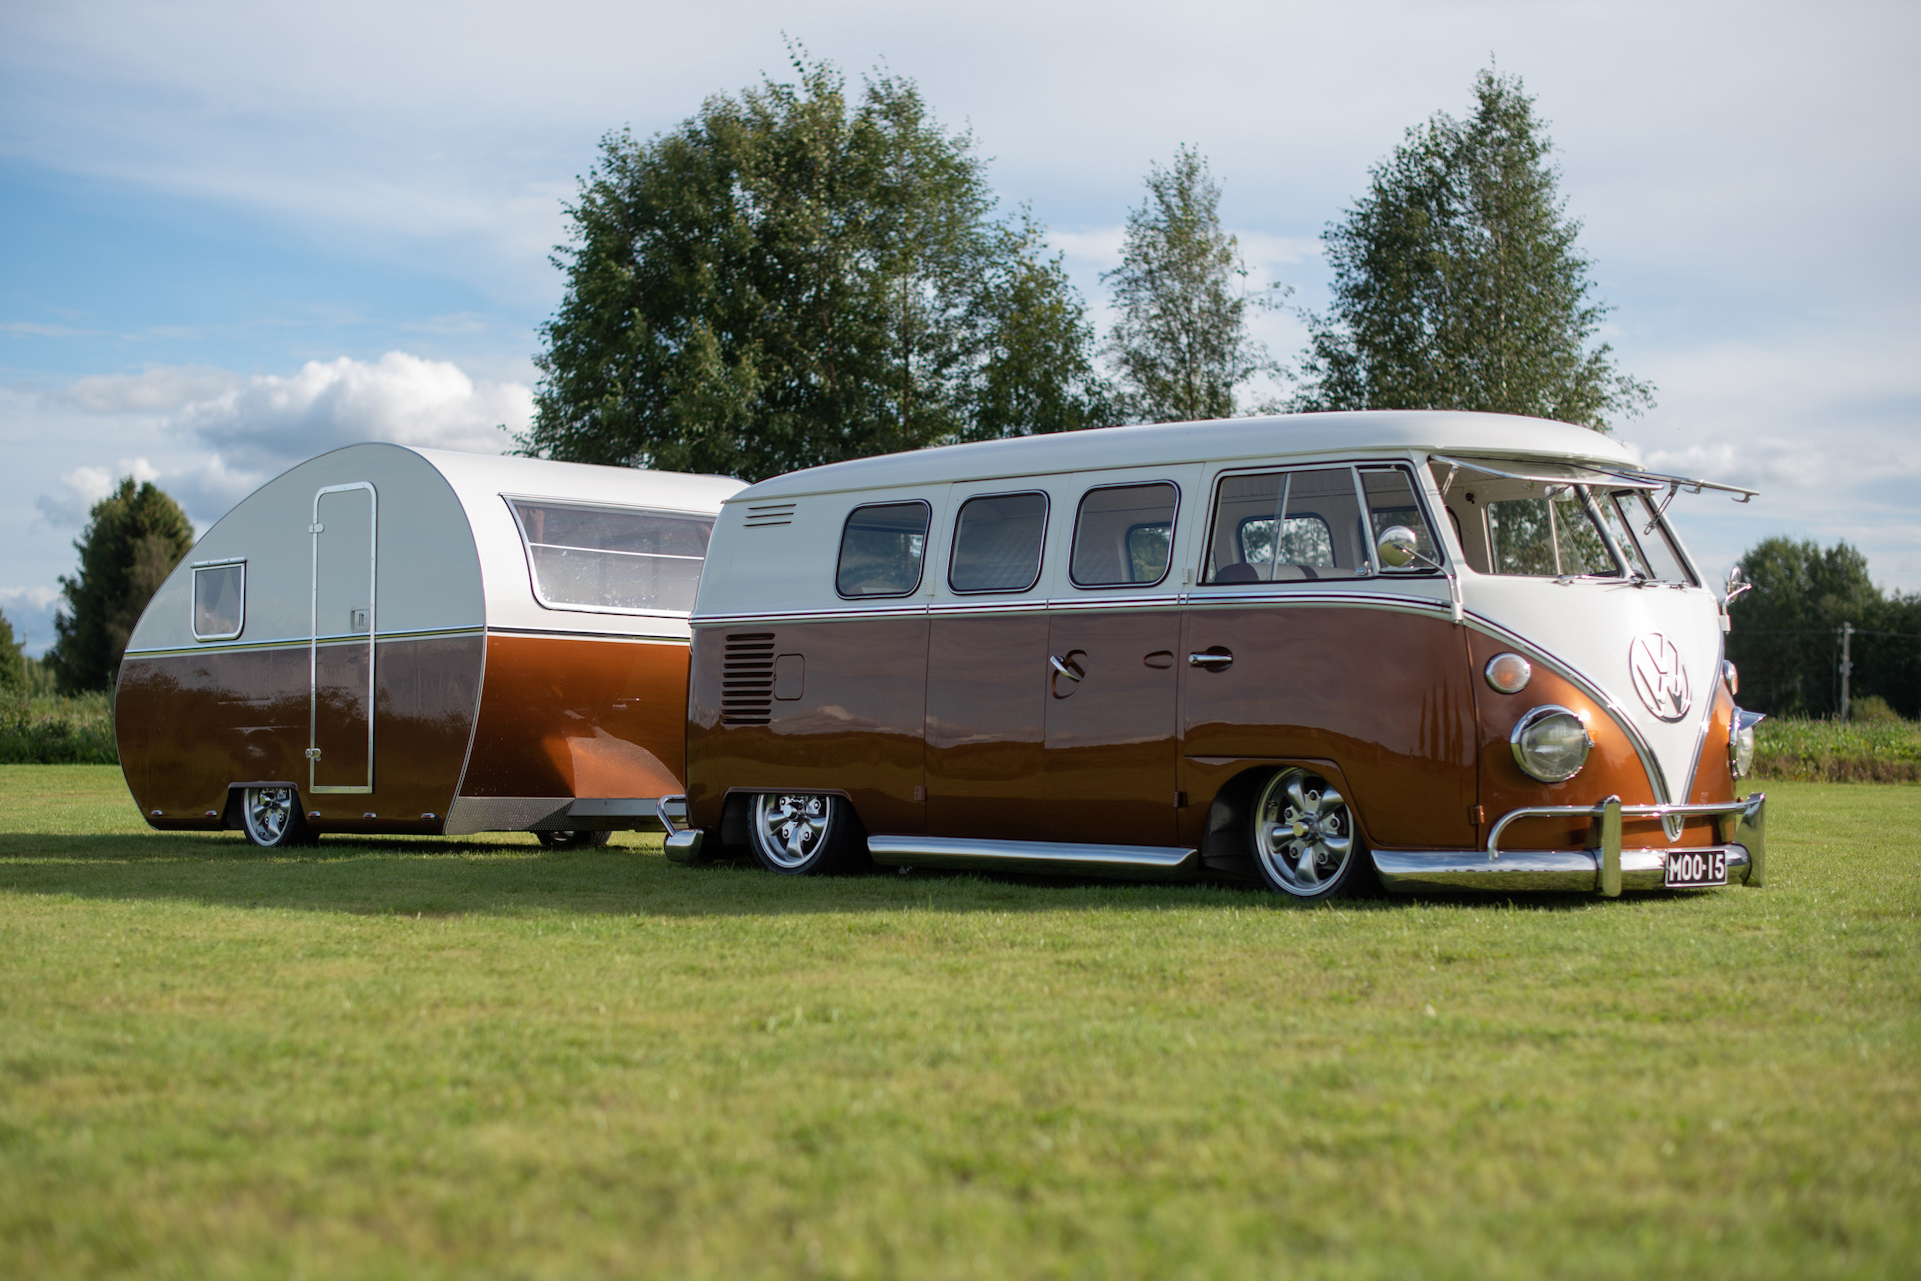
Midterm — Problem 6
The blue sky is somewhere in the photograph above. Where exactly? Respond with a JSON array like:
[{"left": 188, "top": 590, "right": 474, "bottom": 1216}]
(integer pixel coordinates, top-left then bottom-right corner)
[{"left": 3, "top": 0, "right": 1918, "bottom": 654}]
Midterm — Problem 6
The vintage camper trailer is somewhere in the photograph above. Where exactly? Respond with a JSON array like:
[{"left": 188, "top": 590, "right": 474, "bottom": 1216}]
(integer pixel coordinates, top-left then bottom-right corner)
[
  {"left": 117, "top": 443, "right": 743, "bottom": 847},
  {"left": 671, "top": 410, "right": 1768, "bottom": 898}
]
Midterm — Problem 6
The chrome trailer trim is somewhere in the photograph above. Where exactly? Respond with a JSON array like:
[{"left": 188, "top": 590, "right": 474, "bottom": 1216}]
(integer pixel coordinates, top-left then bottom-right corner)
[
  {"left": 868, "top": 835, "right": 1200, "bottom": 881},
  {"left": 1375, "top": 791, "right": 1767, "bottom": 895},
  {"left": 442, "top": 794, "right": 686, "bottom": 836}
]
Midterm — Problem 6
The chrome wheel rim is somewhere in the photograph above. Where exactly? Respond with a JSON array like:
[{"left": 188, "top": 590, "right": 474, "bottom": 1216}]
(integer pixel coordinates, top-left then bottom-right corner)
[
  {"left": 244, "top": 786, "right": 294, "bottom": 845},
  {"left": 1253, "top": 769, "right": 1354, "bottom": 895},
  {"left": 751, "top": 793, "right": 833, "bottom": 870}
]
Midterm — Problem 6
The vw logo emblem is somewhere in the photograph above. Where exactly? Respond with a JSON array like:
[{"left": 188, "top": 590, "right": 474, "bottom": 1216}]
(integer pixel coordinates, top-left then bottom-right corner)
[{"left": 1628, "top": 632, "right": 1692, "bottom": 722}]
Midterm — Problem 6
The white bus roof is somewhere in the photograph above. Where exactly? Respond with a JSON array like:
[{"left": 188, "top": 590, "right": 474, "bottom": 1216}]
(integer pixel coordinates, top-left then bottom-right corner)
[{"left": 728, "top": 411, "right": 1639, "bottom": 502}]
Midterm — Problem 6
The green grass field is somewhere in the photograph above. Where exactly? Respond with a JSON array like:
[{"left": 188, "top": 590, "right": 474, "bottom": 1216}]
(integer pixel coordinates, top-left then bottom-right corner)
[{"left": 1, "top": 767, "right": 1915, "bottom": 1279}]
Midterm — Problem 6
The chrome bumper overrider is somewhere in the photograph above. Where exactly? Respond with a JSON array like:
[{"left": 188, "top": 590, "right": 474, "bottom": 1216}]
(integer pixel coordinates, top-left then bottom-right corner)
[{"left": 1373, "top": 792, "right": 1767, "bottom": 896}]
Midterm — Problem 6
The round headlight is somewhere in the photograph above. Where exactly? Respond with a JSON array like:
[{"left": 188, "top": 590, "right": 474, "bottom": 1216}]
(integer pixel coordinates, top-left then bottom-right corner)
[
  {"left": 1511, "top": 706, "right": 1592, "bottom": 783},
  {"left": 1485, "top": 652, "right": 1532, "bottom": 694}
]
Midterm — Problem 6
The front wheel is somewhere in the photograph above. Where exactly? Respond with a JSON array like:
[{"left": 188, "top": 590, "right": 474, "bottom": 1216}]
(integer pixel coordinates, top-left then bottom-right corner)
[
  {"left": 748, "top": 792, "right": 860, "bottom": 875},
  {"left": 241, "top": 786, "right": 317, "bottom": 848},
  {"left": 1250, "top": 769, "right": 1369, "bottom": 899}
]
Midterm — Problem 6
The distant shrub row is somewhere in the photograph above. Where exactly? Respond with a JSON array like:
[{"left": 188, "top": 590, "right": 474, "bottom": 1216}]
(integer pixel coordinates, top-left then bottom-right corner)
[
  {"left": 1752, "top": 713, "right": 1921, "bottom": 783},
  {"left": 0, "top": 693, "right": 119, "bottom": 765}
]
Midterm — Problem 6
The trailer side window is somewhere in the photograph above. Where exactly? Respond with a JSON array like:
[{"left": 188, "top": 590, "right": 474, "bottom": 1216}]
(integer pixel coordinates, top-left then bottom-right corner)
[
  {"left": 1202, "top": 468, "right": 1363, "bottom": 583},
  {"left": 1070, "top": 483, "right": 1178, "bottom": 587},
  {"left": 192, "top": 561, "right": 245, "bottom": 640},
  {"left": 509, "top": 499, "right": 715, "bottom": 614},
  {"left": 837, "top": 501, "right": 931, "bottom": 598},
  {"left": 949, "top": 491, "right": 1047, "bottom": 594}
]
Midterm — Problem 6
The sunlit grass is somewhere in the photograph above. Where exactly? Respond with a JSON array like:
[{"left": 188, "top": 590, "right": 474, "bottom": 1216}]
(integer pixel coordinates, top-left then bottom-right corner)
[{"left": 0, "top": 765, "right": 1916, "bottom": 1279}]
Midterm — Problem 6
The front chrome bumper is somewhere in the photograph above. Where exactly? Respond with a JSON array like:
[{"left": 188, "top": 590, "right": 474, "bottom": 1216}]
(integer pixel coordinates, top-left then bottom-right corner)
[{"left": 1373, "top": 792, "right": 1767, "bottom": 896}]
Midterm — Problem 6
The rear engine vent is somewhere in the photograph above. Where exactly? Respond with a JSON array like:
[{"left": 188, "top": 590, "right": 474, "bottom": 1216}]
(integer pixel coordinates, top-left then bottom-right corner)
[
  {"left": 721, "top": 632, "right": 777, "bottom": 725},
  {"left": 743, "top": 502, "right": 797, "bottom": 528}
]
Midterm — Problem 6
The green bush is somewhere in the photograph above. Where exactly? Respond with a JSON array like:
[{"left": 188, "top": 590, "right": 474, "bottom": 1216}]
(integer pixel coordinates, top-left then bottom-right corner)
[
  {"left": 1753, "top": 714, "right": 1921, "bottom": 782},
  {"left": 1850, "top": 694, "right": 1901, "bottom": 724},
  {"left": 0, "top": 690, "right": 119, "bottom": 764}
]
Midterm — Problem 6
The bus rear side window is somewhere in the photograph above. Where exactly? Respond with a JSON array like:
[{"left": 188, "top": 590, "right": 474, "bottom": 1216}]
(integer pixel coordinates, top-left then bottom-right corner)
[{"left": 837, "top": 502, "right": 931, "bottom": 598}]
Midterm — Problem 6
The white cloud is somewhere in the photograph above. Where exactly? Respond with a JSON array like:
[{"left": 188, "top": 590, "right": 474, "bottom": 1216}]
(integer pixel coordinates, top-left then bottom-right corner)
[
  {"left": 33, "top": 457, "right": 160, "bottom": 528},
  {"left": 62, "top": 365, "right": 244, "bottom": 414},
  {"left": 0, "top": 587, "right": 62, "bottom": 657},
  {"left": 170, "top": 352, "right": 529, "bottom": 474}
]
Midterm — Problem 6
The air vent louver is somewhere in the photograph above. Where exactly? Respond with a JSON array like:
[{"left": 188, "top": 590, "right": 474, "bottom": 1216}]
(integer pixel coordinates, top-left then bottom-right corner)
[
  {"left": 721, "top": 632, "right": 776, "bottom": 725},
  {"left": 743, "top": 502, "right": 797, "bottom": 528}
]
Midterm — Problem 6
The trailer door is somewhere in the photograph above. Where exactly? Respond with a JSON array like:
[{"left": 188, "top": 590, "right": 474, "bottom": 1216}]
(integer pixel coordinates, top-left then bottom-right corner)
[{"left": 309, "top": 482, "right": 377, "bottom": 794}]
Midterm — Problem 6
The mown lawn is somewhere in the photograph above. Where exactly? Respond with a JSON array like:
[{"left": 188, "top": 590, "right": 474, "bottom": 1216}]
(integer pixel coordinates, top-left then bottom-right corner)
[{"left": 0, "top": 766, "right": 1915, "bottom": 1280}]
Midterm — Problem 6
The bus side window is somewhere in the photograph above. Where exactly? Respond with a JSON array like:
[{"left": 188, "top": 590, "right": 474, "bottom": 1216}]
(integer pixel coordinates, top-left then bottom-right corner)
[
  {"left": 1070, "top": 483, "right": 1178, "bottom": 586},
  {"left": 836, "top": 501, "right": 931, "bottom": 598}
]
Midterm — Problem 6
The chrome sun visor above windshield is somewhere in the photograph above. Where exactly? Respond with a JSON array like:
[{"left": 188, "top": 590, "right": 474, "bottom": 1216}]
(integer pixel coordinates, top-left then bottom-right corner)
[{"left": 1429, "top": 454, "right": 1758, "bottom": 504}]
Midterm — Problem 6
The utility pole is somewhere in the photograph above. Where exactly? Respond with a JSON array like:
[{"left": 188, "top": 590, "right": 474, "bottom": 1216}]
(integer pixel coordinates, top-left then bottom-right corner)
[{"left": 1839, "top": 621, "right": 1854, "bottom": 721}]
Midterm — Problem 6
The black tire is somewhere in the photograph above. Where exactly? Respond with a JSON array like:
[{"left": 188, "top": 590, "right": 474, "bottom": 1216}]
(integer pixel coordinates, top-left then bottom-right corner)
[
  {"left": 536, "top": 829, "right": 613, "bottom": 850},
  {"left": 240, "top": 786, "right": 318, "bottom": 849},
  {"left": 746, "top": 792, "right": 863, "bottom": 875},
  {"left": 1248, "top": 768, "right": 1370, "bottom": 899}
]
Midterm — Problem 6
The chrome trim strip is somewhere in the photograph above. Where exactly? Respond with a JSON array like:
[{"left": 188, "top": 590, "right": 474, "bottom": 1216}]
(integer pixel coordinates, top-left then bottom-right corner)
[
  {"left": 692, "top": 591, "right": 1450, "bottom": 629},
  {"left": 867, "top": 835, "right": 1199, "bottom": 880},
  {"left": 1372, "top": 844, "right": 1753, "bottom": 894},
  {"left": 124, "top": 624, "right": 686, "bottom": 659}
]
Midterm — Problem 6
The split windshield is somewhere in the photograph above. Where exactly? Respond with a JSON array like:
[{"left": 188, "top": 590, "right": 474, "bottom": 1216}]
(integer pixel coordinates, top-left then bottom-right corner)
[{"left": 1430, "top": 461, "right": 1696, "bottom": 585}]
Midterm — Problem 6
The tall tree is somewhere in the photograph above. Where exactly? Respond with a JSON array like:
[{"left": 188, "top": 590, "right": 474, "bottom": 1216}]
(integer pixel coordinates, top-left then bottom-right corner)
[
  {"left": 46, "top": 478, "right": 194, "bottom": 693},
  {"left": 1294, "top": 68, "right": 1652, "bottom": 431},
  {"left": 1727, "top": 537, "right": 1886, "bottom": 717},
  {"left": 522, "top": 57, "right": 1107, "bottom": 482},
  {"left": 1104, "top": 146, "right": 1279, "bottom": 423},
  {"left": 0, "top": 610, "right": 26, "bottom": 699}
]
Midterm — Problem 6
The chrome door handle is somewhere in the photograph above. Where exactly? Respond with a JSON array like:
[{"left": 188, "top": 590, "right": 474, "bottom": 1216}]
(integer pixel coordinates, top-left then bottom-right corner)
[
  {"left": 1187, "top": 651, "right": 1233, "bottom": 669},
  {"left": 1047, "top": 655, "right": 1082, "bottom": 682}
]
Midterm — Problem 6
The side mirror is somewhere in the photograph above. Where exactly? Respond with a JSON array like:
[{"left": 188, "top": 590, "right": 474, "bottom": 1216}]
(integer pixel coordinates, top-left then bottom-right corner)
[
  {"left": 1724, "top": 564, "right": 1753, "bottom": 604},
  {"left": 1376, "top": 525, "right": 1424, "bottom": 570}
]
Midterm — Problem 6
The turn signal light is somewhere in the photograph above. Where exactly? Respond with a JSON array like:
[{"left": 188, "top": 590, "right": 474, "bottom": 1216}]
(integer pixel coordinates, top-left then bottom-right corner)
[{"left": 1485, "top": 653, "right": 1532, "bottom": 694}]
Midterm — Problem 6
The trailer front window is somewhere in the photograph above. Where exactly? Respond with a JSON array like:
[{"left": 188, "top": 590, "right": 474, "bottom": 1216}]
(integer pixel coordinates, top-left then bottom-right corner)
[
  {"left": 509, "top": 499, "right": 714, "bottom": 614},
  {"left": 192, "top": 561, "right": 245, "bottom": 640}
]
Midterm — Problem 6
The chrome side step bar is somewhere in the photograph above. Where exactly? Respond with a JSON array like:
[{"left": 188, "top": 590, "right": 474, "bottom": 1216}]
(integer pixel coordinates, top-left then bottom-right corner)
[{"left": 867, "top": 835, "right": 1200, "bottom": 881}]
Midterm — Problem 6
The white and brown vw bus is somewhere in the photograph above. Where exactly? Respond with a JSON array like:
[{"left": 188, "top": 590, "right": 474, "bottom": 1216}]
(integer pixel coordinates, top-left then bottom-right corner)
[{"left": 667, "top": 411, "right": 1767, "bottom": 898}]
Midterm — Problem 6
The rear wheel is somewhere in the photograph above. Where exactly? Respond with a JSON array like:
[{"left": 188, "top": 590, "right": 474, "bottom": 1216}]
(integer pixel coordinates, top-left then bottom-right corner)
[
  {"left": 241, "top": 786, "right": 317, "bottom": 848},
  {"left": 1250, "top": 768, "right": 1369, "bottom": 899},
  {"left": 748, "top": 792, "right": 860, "bottom": 875},
  {"left": 536, "top": 829, "right": 613, "bottom": 849}
]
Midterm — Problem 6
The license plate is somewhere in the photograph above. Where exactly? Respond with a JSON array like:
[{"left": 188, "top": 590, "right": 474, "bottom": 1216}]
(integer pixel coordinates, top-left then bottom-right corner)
[{"left": 1665, "top": 849, "right": 1728, "bottom": 889}]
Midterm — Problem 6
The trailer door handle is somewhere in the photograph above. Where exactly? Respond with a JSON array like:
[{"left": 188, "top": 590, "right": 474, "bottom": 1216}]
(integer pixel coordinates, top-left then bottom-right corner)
[
  {"left": 1047, "top": 655, "right": 1082, "bottom": 682},
  {"left": 1188, "top": 650, "right": 1234, "bottom": 669}
]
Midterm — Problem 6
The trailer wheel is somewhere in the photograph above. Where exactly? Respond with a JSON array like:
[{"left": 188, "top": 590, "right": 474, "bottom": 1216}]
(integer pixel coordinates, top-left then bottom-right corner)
[
  {"left": 1249, "top": 768, "right": 1369, "bottom": 899},
  {"left": 241, "top": 786, "right": 317, "bottom": 849},
  {"left": 747, "top": 792, "right": 861, "bottom": 875},
  {"left": 536, "top": 830, "right": 612, "bottom": 849}
]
